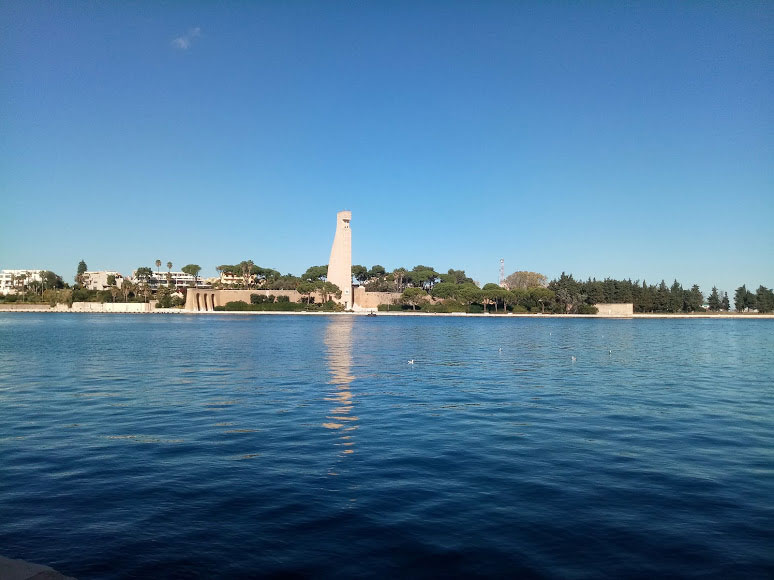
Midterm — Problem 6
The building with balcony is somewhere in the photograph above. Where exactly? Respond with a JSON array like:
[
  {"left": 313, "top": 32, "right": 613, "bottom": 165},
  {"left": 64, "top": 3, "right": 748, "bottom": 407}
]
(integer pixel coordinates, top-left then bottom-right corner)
[
  {"left": 131, "top": 271, "right": 209, "bottom": 289},
  {"left": 0, "top": 269, "right": 43, "bottom": 294},
  {"left": 82, "top": 271, "right": 125, "bottom": 291}
]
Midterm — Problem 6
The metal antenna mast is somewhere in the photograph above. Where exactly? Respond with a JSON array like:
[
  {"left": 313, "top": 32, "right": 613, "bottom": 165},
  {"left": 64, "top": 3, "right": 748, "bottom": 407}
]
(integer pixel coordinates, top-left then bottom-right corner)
[{"left": 499, "top": 259, "right": 505, "bottom": 287}]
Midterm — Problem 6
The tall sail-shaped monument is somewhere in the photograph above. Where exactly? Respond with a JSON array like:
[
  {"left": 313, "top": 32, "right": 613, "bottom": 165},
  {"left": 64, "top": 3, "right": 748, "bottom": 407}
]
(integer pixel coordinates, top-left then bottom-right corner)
[{"left": 327, "top": 211, "right": 353, "bottom": 309}]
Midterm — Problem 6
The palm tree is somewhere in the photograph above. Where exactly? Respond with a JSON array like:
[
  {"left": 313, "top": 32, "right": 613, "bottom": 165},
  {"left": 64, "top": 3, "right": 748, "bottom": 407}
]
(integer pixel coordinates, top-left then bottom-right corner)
[
  {"left": 246, "top": 260, "right": 255, "bottom": 288},
  {"left": 166, "top": 261, "right": 173, "bottom": 288},
  {"left": 18, "top": 273, "right": 27, "bottom": 301},
  {"left": 121, "top": 281, "right": 134, "bottom": 302},
  {"left": 140, "top": 281, "right": 152, "bottom": 303},
  {"left": 393, "top": 268, "right": 407, "bottom": 292},
  {"left": 240, "top": 260, "right": 250, "bottom": 288}
]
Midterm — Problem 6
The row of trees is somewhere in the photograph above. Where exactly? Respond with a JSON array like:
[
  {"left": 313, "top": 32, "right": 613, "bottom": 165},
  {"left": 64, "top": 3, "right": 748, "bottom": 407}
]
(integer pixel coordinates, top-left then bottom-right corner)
[
  {"left": 113, "top": 257, "right": 774, "bottom": 315},
  {"left": 733, "top": 285, "right": 774, "bottom": 313},
  {"left": 386, "top": 271, "right": 770, "bottom": 314},
  {"left": 393, "top": 273, "right": 705, "bottom": 314},
  {"left": 216, "top": 261, "right": 279, "bottom": 288},
  {"left": 547, "top": 274, "right": 711, "bottom": 314},
  {"left": 2, "top": 270, "right": 65, "bottom": 301},
  {"left": 548, "top": 274, "right": 773, "bottom": 313},
  {"left": 69, "top": 260, "right": 181, "bottom": 305},
  {"left": 7, "top": 259, "right": 769, "bottom": 314},
  {"left": 398, "top": 283, "right": 561, "bottom": 313},
  {"left": 354, "top": 265, "right": 476, "bottom": 293},
  {"left": 375, "top": 268, "right": 553, "bottom": 313}
]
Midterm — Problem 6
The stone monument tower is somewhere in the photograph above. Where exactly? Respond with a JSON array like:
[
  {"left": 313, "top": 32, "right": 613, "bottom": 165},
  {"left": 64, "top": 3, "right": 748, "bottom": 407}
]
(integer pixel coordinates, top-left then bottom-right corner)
[{"left": 326, "top": 210, "right": 353, "bottom": 309}]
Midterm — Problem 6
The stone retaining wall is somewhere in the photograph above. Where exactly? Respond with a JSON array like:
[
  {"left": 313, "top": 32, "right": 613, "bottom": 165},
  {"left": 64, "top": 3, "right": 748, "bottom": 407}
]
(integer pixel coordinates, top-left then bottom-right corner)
[{"left": 353, "top": 287, "right": 402, "bottom": 310}]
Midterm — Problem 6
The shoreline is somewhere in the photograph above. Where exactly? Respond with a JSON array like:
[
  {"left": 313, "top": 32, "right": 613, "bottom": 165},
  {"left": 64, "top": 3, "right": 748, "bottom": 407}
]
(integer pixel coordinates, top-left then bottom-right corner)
[{"left": 0, "top": 306, "right": 772, "bottom": 319}]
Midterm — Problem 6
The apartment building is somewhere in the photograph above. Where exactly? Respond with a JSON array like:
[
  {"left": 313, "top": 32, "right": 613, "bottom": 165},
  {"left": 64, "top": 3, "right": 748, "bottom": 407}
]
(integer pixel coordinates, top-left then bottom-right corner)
[
  {"left": 131, "top": 271, "right": 209, "bottom": 289},
  {"left": 82, "top": 271, "right": 125, "bottom": 291},
  {"left": 0, "top": 269, "right": 43, "bottom": 294}
]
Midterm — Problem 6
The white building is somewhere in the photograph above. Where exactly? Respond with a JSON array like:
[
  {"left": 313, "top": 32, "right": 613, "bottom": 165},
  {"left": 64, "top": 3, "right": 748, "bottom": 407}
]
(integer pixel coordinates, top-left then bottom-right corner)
[
  {"left": 132, "top": 270, "right": 209, "bottom": 289},
  {"left": 82, "top": 271, "right": 125, "bottom": 291},
  {"left": 0, "top": 269, "right": 43, "bottom": 295},
  {"left": 219, "top": 271, "right": 253, "bottom": 286}
]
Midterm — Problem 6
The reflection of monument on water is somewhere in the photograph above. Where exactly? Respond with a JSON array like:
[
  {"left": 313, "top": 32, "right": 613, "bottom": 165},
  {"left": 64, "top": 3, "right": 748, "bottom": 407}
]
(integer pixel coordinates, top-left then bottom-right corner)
[{"left": 323, "top": 316, "right": 357, "bottom": 459}]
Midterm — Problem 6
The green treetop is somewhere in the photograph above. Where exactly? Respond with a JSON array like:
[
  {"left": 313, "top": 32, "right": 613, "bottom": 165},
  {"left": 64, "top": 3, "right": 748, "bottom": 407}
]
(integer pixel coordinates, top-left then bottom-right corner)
[
  {"left": 302, "top": 265, "right": 328, "bottom": 281},
  {"left": 755, "top": 286, "right": 774, "bottom": 313},
  {"left": 707, "top": 286, "right": 721, "bottom": 311},
  {"left": 135, "top": 267, "right": 153, "bottom": 280},
  {"left": 352, "top": 265, "right": 368, "bottom": 284},
  {"left": 401, "top": 287, "right": 429, "bottom": 310},
  {"left": 76, "top": 259, "right": 88, "bottom": 286},
  {"left": 181, "top": 264, "right": 201, "bottom": 284}
]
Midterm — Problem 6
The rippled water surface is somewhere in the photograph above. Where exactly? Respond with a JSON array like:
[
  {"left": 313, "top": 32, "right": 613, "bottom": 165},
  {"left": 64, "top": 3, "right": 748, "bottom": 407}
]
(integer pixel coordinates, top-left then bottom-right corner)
[{"left": 1, "top": 314, "right": 772, "bottom": 578}]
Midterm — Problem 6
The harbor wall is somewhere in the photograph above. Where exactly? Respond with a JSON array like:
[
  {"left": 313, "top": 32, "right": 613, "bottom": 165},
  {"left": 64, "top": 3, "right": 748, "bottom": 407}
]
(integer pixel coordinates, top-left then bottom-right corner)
[{"left": 353, "top": 287, "right": 402, "bottom": 310}]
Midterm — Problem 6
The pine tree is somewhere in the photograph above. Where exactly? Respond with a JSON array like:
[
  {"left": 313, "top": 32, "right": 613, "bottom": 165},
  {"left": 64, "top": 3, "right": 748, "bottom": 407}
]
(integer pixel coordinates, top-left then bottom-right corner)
[
  {"left": 655, "top": 280, "right": 670, "bottom": 312},
  {"left": 669, "top": 280, "right": 684, "bottom": 312},
  {"left": 734, "top": 285, "right": 748, "bottom": 311},
  {"left": 687, "top": 284, "right": 703, "bottom": 312},
  {"left": 756, "top": 286, "right": 774, "bottom": 313},
  {"left": 707, "top": 286, "right": 720, "bottom": 311},
  {"left": 76, "top": 259, "right": 87, "bottom": 287}
]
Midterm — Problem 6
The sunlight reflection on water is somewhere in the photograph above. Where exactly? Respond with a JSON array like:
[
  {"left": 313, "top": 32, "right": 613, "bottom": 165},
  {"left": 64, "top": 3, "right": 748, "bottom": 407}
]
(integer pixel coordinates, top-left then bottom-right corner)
[{"left": 324, "top": 316, "right": 358, "bottom": 462}]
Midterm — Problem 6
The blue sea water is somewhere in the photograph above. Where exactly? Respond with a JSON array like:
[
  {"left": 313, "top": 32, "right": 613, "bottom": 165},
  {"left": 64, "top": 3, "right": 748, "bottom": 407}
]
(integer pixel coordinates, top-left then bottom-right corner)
[{"left": 0, "top": 313, "right": 772, "bottom": 579}]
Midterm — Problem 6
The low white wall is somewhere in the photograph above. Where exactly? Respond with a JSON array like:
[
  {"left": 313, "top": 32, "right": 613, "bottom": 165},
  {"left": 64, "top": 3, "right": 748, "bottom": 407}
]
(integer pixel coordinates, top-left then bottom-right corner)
[
  {"left": 0, "top": 303, "right": 53, "bottom": 311},
  {"left": 0, "top": 302, "right": 152, "bottom": 312},
  {"left": 593, "top": 303, "right": 633, "bottom": 317},
  {"left": 56, "top": 302, "right": 152, "bottom": 312}
]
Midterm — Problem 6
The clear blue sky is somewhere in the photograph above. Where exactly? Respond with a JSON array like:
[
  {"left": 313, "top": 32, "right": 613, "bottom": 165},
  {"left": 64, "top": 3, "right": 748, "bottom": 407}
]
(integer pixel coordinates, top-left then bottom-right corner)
[{"left": 1, "top": 1, "right": 771, "bottom": 296}]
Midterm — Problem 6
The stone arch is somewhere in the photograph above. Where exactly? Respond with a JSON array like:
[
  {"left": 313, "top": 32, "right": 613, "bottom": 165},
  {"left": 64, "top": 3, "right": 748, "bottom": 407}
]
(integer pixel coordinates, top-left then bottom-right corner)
[{"left": 196, "top": 292, "right": 201, "bottom": 312}]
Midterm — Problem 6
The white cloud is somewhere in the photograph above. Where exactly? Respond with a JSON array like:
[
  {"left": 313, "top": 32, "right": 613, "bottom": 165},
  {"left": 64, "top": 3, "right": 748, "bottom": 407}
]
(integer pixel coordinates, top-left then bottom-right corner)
[{"left": 171, "top": 27, "right": 201, "bottom": 50}]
